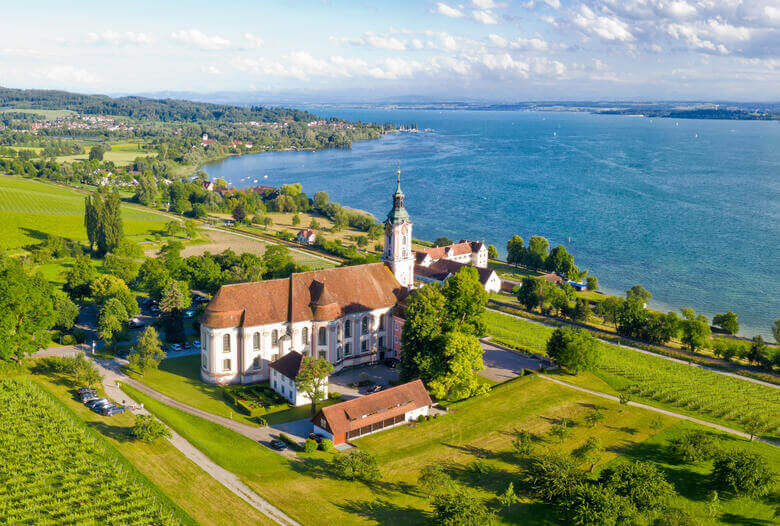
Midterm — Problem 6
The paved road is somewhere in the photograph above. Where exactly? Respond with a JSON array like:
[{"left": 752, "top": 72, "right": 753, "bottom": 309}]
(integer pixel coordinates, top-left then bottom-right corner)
[
  {"left": 488, "top": 307, "right": 779, "bottom": 390},
  {"left": 539, "top": 374, "right": 777, "bottom": 446},
  {"left": 479, "top": 340, "right": 546, "bottom": 382}
]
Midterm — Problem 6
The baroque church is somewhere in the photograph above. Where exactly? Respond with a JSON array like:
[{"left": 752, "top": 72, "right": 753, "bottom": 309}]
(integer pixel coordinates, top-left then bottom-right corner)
[{"left": 199, "top": 170, "right": 414, "bottom": 385}]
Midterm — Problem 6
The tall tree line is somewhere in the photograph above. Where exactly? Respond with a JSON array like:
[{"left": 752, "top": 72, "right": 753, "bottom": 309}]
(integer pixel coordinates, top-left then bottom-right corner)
[{"left": 84, "top": 188, "right": 123, "bottom": 255}]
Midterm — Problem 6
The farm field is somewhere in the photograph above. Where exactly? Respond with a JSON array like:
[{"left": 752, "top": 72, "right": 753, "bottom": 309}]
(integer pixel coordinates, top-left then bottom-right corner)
[
  {"left": 485, "top": 309, "right": 780, "bottom": 440},
  {"left": 0, "top": 379, "right": 190, "bottom": 525},
  {"left": 0, "top": 175, "right": 169, "bottom": 251},
  {"left": 0, "top": 107, "right": 76, "bottom": 118},
  {"left": 22, "top": 368, "right": 276, "bottom": 526},
  {"left": 125, "top": 373, "right": 778, "bottom": 525}
]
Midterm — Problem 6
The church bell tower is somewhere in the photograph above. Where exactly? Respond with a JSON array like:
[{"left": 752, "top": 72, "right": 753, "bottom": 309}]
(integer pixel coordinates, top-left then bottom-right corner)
[{"left": 383, "top": 165, "right": 414, "bottom": 288}]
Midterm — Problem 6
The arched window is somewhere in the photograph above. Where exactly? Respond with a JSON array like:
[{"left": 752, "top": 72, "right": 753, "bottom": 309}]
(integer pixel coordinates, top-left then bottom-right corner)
[
  {"left": 378, "top": 315, "right": 385, "bottom": 331},
  {"left": 253, "top": 332, "right": 261, "bottom": 351},
  {"left": 272, "top": 330, "right": 279, "bottom": 346},
  {"left": 252, "top": 355, "right": 262, "bottom": 369},
  {"left": 302, "top": 327, "right": 309, "bottom": 346},
  {"left": 222, "top": 334, "right": 230, "bottom": 353},
  {"left": 201, "top": 351, "right": 208, "bottom": 369},
  {"left": 361, "top": 317, "right": 369, "bottom": 334},
  {"left": 344, "top": 320, "right": 351, "bottom": 338},
  {"left": 318, "top": 327, "right": 327, "bottom": 345}
]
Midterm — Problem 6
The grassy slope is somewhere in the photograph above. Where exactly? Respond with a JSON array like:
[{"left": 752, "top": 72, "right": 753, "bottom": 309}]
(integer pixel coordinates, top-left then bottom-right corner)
[
  {"left": 125, "top": 354, "right": 337, "bottom": 426},
  {"left": 120, "top": 375, "right": 776, "bottom": 525},
  {"left": 27, "top": 370, "right": 274, "bottom": 526},
  {"left": 0, "top": 175, "right": 168, "bottom": 251}
]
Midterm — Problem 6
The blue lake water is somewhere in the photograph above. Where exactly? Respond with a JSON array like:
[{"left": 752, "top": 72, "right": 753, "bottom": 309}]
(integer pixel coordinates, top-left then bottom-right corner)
[{"left": 204, "top": 109, "right": 780, "bottom": 337}]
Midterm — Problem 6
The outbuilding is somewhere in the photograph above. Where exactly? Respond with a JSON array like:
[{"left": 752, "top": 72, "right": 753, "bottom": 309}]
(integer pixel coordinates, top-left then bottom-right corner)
[{"left": 311, "top": 379, "right": 432, "bottom": 445}]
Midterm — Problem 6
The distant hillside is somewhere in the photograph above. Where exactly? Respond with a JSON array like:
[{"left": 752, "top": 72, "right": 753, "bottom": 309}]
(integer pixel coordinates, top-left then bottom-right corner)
[{"left": 0, "top": 86, "right": 320, "bottom": 123}]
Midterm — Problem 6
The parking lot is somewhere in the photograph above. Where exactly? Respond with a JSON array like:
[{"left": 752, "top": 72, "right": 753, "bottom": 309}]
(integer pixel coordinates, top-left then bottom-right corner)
[
  {"left": 328, "top": 364, "right": 400, "bottom": 400},
  {"left": 479, "top": 340, "right": 548, "bottom": 382}
]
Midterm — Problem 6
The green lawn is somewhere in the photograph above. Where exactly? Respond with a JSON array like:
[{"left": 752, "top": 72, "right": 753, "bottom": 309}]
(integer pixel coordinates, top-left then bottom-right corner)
[
  {"left": 122, "top": 372, "right": 774, "bottom": 525},
  {"left": 485, "top": 309, "right": 555, "bottom": 354},
  {"left": 22, "top": 369, "right": 274, "bottom": 526},
  {"left": 0, "top": 108, "right": 76, "bottom": 118},
  {"left": 55, "top": 148, "right": 156, "bottom": 166},
  {"left": 0, "top": 175, "right": 169, "bottom": 251}
]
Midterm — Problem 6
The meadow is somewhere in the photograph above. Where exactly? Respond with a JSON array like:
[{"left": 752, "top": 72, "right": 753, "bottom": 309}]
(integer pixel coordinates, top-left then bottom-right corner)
[
  {"left": 124, "top": 372, "right": 778, "bottom": 525},
  {"left": 485, "top": 309, "right": 780, "bottom": 440},
  {"left": 0, "top": 175, "right": 169, "bottom": 251}
]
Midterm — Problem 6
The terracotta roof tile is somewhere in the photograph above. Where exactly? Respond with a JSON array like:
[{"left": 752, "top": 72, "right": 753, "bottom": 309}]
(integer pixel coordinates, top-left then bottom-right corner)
[
  {"left": 270, "top": 350, "right": 304, "bottom": 379},
  {"left": 415, "top": 259, "right": 495, "bottom": 286},
  {"left": 314, "top": 380, "right": 431, "bottom": 436},
  {"left": 201, "top": 262, "right": 403, "bottom": 329}
]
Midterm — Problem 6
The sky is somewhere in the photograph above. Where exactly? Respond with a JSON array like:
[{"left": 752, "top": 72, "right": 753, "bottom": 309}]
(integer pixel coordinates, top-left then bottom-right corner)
[{"left": 1, "top": 0, "right": 778, "bottom": 101}]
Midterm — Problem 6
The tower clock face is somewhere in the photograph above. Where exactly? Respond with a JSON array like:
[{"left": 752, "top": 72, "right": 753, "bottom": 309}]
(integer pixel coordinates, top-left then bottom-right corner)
[{"left": 401, "top": 225, "right": 408, "bottom": 235}]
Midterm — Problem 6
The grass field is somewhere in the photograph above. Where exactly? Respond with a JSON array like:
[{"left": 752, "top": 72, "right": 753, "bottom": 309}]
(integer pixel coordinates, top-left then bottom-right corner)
[
  {"left": 0, "top": 108, "right": 75, "bottom": 118},
  {"left": 125, "top": 374, "right": 778, "bottom": 525},
  {"left": 485, "top": 309, "right": 780, "bottom": 440},
  {"left": 0, "top": 175, "right": 169, "bottom": 251},
  {"left": 125, "top": 355, "right": 336, "bottom": 426},
  {"left": 24, "top": 369, "right": 275, "bottom": 526},
  {"left": 55, "top": 149, "right": 155, "bottom": 166}
]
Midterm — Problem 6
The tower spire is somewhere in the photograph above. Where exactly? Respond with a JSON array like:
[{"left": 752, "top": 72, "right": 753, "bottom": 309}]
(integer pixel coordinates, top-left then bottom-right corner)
[{"left": 396, "top": 161, "right": 402, "bottom": 193}]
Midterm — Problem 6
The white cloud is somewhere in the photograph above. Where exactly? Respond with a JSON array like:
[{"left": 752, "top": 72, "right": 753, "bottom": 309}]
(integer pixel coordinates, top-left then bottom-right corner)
[
  {"left": 411, "top": 38, "right": 424, "bottom": 49},
  {"left": 243, "top": 33, "right": 264, "bottom": 48},
  {"left": 573, "top": 5, "right": 634, "bottom": 42},
  {"left": 543, "top": 0, "right": 561, "bottom": 9},
  {"left": 86, "top": 30, "right": 153, "bottom": 45},
  {"left": 171, "top": 29, "right": 231, "bottom": 50},
  {"left": 331, "top": 34, "right": 406, "bottom": 51},
  {"left": 472, "top": 0, "right": 497, "bottom": 8},
  {"left": 664, "top": 1, "right": 697, "bottom": 19},
  {"left": 434, "top": 3, "right": 464, "bottom": 18},
  {"left": 473, "top": 10, "right": 499, "bottom": 24},
  {"left": 33, "top": 65, "right": 99, "bottom": 84},
  {"left": 488, "top": 34, "right": 507, "bottom": 47},
  {"left": 201, "top": 65, "right": 221, "bottom": 75},
  {"left": 510, "top": 37, "right": 549, "bottom": 51}
]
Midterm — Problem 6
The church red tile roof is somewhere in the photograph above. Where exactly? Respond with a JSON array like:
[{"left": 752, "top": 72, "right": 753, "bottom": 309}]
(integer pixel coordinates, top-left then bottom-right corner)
[
  {"left": 313, "top": 379, "right": 432, "bottom": 437},
  {"left": 200, "top": 262, "right": 404, "bottom": 328}
]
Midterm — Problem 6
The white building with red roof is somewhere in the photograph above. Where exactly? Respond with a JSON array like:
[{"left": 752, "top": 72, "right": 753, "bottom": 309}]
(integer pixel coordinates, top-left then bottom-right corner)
[{"left": 415, "top": 239, "right": 488, "bottom": 269}]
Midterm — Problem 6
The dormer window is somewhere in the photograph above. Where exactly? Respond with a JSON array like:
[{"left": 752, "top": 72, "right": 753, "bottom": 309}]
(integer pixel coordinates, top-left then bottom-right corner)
[{"left": 344, "top": 320, "right": 352, "bottom": 338}]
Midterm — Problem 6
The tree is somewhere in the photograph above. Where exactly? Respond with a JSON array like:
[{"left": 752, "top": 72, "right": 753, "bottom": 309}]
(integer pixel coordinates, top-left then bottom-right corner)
[
  {"left": 52, "top": 290, "right": 79, "bottom": 331},
  {"left": 89, "top": 145, "right": 105, "bottom": 161},
  {"left": 296, "top": 356, "right": 333, "bottom": 415},
  {"left": 561, "top": 483, "right": 633, "bottom": 526},
  {"left": 569, "top": 298, "right": 591, "bottom": 322},
  {"left": 128, "top": 326, "right": 166, "bottom": 372},
  {"left": 64, "top": 253, "right": 97, "bottom": 299},
  {"left": 599, "top": 461, "right": 674, "bottom": 512},
  {"left": 746, "top": 335, "right": 769, "bottom": 367},
  {"left": 546, "top": 327, "right": 600, "bottom": 374},
  {"left": 232, "top": 202, "right": 246, "bottom": 222},
  {"left": 292, "top": 214, "right": 301, "bottom": 226},
  {"left": 487, "top": 244, "right": 498, "bottom": 259},
  {"left": 595, "top": 296, "right": 622, "bottom": 328},
  {"left": 130, "top": 414, "right": 171, "bottom": 443},
  {"left": 418, "top": 464, "right": 455, "bottom": 495},
  {"left": 84, "top": 194, "right": 99, "bottom": 252},
  {"left": 626, "top": 285, "right": 651, "bottom": 305},
  {"left": 313, "top": 190, "right": 329, "bottom": 210},
  {"left": 512, "top": 429, "right": 534, "bottom": 455},
  {"left": 90, "top": 275, "right": 138, "bottom": 316},
  {"left": 97, "top": 298, "right": 129, "bottom": 346},
  {"left": 526, "top": 235, "right": 549, "bottom": 269},
  {"left": 434, "top": 236, "right": 453, "bottom": 247},
  {"left": 134, "top": 174, "right": 158, "bottom": 206},
  {"left": 669, "top": 430, "right": 718, "bottom": 463},
  {"left": 0, "top": 256, "right": 56, "bottom": 361},
  {"left": 711, "top": 451, "right": 774, "bottom": 497},
  {"left": 96, "top": 189, "right": 123, "bottom": 255},
  {"left": 431, "top": 487, "right": 495, "bottom": 526},
  {"left": 497, "top": 482, "right": 518, "bottom": 509},
  {"left": 440, "top": 267, "right": 487, "bottom": 336},
  {"left": 712, "top": 311, "right": 739, "bottom": 335},
  {"left": 546, "top": 245, "right": 578, "bottom": 279},
  {"left": 550, "top": 423, "right": 573, "bottom": 443},
  {"left": 506, "top": 235, "right": 524, "bottom": 266},
  {"left": 516, "top": 277, "right": 543, "bottom": 311},
  {"left": 427, "top": 332, "right": 488, "bottom": 401},
  {"left": 584, "top": 408, "right": 605, "bottom": 428},
  {"left": 525, "top": 452, "right": 586, "bottom": 503},
  {"left": 263, "top": 245, "right": 296, "bottom": 279},
  {"left": 773, "top": 318, "right": 780, "bottom": 344},
  {"left": 547, "top": 286, "right": 569, "bottom": 317},
  {"left": 743, "top": 414, "right": 770, "bottom": 441},
  {"left": 159, "top": 281, "right": 188, "bottom": 343},
  {"left": 330, "top": 451, "right": 380, "bottom": 481},
  {"left": 586, "top": 274, "right": 599, "bottom": 291},
  {"left": 679, "top": 308, "right": 711, "bottom": 353},
  {"left": 367, "top": 223, "right": 382, "bottom": 240},
  {"left": 572, "top": 437, "right": 603, "bottom": 472}
]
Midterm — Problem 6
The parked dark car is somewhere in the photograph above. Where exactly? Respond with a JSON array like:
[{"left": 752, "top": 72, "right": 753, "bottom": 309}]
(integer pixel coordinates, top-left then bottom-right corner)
[
  {"left": 81, "top": 393, "right": 100, "bottom": 403},
  {"left": 101, "top": 405, "right": 125, "bottom": 416},
  {"left": 308, "top": 433, "right": 325, "bottom": 444},
  {"left": 384, "top": 358, "right": 400, "bottom": 368},
  {"left": 128, "top": 318, "right": 145, "bottom": 329},
  {"left": 269, "top": 439, "right": 288, "bottom": 451},
  {"left": 86, "top": 398, "right": 110, "bottom": 410},
  {"left": 78, "top": 387, "right": 97, "bottom": 395}
]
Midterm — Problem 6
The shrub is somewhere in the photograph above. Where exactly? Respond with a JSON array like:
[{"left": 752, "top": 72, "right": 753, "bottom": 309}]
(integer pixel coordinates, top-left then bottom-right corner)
[
  {"left": 525, "top": 453, "right": 587, "bottom": 503},
  {"left": 561, "top": 483, "right": 635, "bottom": 526},
  {"left": 670, "top": 430, "right": 718, "bottom": 464},
  {"left": 599, "top": 461, "right": 675, "bottom": 512},
  {"left": 278, "top": 433, "right": 298, "bottom": 449},
  {"left": 512, "top": 429, "right": 534, "bottom": 456},
  {"left": 329, "top": 391, "right": 342, "bottom": 400},
  {"left": 330, "top": 450, "right": 381, "bottom": 481},
  {"left": 303, "top": 438, "right": 318, "bottom": 453},
  {"left": 130, "top": 415, "right": 171, "bottom": 443},
  {"left": 319, "top": 439, "right": 334, "bottom": 452},
  {"left": 431, "top": 487, "right": 495, "bottom": 526},
  {"left": 61, "top": 334, "right": 76, "bottom": 345}
]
